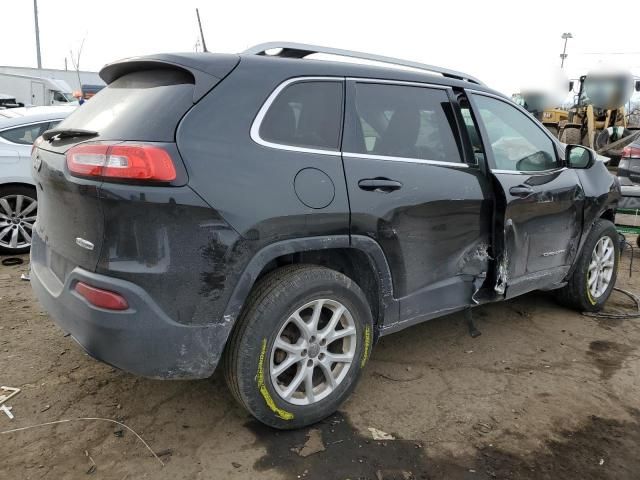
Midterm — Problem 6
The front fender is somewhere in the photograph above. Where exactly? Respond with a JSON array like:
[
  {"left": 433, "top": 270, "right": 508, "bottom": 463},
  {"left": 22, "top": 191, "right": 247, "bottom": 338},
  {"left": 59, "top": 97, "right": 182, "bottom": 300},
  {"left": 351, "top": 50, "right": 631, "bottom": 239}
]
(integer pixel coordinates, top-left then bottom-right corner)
[{"left": 567, "top": 163, "right": 620, "bottom": 277}]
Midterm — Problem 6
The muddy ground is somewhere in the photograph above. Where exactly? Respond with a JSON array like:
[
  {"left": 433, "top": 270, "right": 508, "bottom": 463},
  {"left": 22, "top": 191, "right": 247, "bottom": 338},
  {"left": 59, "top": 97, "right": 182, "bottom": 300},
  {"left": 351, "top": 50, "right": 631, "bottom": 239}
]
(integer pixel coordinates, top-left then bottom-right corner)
[{"left": 2, "top": 237, "right": 640, "bottom": 479}]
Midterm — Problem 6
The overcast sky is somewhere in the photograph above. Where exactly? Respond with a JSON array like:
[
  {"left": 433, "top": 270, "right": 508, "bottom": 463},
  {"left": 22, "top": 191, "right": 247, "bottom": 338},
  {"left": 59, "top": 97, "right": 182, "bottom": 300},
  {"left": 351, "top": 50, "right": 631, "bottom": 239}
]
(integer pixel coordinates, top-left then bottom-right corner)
[{"left": 1, "top": 0, "right": 639, "bottom": 95}]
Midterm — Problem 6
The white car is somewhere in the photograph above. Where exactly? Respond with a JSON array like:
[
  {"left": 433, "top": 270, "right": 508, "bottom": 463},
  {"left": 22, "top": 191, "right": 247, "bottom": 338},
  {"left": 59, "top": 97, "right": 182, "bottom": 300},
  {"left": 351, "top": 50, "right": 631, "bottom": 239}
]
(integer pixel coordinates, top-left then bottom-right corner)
[{"left": 0, "top": 106, "right": 75, "bottom": 254}]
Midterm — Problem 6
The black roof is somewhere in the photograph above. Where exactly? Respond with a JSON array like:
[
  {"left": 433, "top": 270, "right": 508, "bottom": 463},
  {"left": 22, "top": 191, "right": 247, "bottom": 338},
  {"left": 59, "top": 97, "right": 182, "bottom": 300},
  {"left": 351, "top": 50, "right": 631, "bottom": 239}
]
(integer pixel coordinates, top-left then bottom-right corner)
[{"left": 99, "top": 51, "right": 503, "bottom": 98}]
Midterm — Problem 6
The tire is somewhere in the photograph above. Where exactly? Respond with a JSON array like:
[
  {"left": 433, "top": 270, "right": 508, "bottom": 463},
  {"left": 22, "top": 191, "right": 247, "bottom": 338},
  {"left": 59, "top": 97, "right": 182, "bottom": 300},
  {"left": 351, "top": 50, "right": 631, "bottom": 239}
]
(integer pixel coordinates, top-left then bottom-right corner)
[
  {"left": 223, "top": 265, "right": 374, "bottom": 429},
  {"left": 556, "top": 219, "right": 619, "bottom": 312},
  {"left": 560, "top": 126, "right": 582, "bottom": 145},
  {"left": 0, "top": 185, "right": 38, "bottom": 255}
]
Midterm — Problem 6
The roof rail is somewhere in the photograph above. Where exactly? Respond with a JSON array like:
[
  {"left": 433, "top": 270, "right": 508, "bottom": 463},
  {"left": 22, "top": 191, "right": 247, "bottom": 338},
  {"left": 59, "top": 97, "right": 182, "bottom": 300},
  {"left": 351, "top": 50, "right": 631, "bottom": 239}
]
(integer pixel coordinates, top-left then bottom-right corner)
[{"left": 242, "top": 42, "right": 484, "bottom": 86}]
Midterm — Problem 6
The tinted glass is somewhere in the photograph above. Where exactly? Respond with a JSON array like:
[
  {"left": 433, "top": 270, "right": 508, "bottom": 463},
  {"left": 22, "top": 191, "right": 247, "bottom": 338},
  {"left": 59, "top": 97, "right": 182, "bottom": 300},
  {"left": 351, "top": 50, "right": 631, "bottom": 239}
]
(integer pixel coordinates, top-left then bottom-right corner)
[
  {"left": 0, "top": 122, "right": 50, "bottom": 145},
  {"left": 260, "top": 81, "right": 343, "bottom": 150},
  {"left": 460, "top": 106, "right": 485, "bottom": 163},
  {"left": 350, "top": 83, "right": 462, "bottom": 162},
  {"left": 472, "top": 94, "right": 557, "bottom": 172},
  {"left": 57, "top": 69, "right": 195, "bottom": 142}
]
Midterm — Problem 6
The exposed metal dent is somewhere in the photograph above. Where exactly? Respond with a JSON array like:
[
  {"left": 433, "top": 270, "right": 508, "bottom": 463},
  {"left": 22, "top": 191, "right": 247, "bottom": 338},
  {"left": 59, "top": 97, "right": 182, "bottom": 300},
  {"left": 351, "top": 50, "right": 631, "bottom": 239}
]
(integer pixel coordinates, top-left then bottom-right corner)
[
  {"left": 457, "top": 241, "right": 491, "bottom": 275},
  {"left": 494, "top": 253, "right": 509, "bottom": 295},
  {"left": 541, "top": 249, "right": 566, "bottom": 257}
]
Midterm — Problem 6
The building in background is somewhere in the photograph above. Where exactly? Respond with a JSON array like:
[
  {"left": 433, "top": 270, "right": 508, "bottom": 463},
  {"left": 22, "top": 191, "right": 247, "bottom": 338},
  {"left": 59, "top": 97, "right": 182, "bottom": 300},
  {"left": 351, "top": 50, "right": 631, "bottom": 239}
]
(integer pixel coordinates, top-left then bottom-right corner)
[{"left": 0, "top": 65, "right": 104, "bottom": 97}]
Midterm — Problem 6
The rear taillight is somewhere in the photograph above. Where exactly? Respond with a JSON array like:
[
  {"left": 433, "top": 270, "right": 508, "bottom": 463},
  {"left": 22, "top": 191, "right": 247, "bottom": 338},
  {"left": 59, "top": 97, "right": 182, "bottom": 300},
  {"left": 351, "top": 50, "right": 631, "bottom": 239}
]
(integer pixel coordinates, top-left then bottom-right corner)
[
  {"left": 622, "top": 145, "right": 640, "bottom": 159},
  {"left": 66, "top": 143, "right": 176, "bottom": 181},
  {"left": 75, "top": 281, "right": 129, "bottom": 310}
]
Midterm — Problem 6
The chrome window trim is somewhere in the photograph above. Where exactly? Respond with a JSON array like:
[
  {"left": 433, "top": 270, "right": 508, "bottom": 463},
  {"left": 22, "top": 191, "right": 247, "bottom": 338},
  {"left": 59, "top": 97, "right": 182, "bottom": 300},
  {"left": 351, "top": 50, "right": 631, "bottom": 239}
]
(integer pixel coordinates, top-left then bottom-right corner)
[
  {"left": 251, "top": 76, "right": 467, "bottom": 166},
  {"left": 492, "top": 167, "right": 567, "bottom": 175},
  {"left": 343, "top": 152, "right": 470, "bottom": 168},
  {"left": 347, "top": 77, "right": 449, "bottom": 90},
  {"left": 250, "top": 76, "right": 343, "bottom": 156}
]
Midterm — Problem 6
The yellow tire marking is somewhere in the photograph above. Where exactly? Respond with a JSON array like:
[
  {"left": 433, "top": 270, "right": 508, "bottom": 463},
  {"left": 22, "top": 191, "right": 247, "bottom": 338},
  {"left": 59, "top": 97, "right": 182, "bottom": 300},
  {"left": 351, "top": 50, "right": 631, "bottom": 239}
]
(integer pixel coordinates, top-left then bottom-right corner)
[
  {"left": 361, "top": 325, "right": 372, "bottom": 368},
  {"left": 257, "top": 339, "right": 293, "bottom": 421}
]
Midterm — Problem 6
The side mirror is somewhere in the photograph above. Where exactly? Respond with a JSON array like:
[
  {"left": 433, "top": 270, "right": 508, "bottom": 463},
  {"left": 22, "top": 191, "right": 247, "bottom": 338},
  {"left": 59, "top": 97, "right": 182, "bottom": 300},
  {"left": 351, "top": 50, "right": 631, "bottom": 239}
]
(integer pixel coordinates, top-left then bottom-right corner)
[
  {"left": 566, "top": 144, "right": 595, "bottom": 169},
  {"left": 636, "top": 80, "right": 640, "bottom": 92},
  {"left": 569, "top": 80, "right": 574, "bottom": 92}
]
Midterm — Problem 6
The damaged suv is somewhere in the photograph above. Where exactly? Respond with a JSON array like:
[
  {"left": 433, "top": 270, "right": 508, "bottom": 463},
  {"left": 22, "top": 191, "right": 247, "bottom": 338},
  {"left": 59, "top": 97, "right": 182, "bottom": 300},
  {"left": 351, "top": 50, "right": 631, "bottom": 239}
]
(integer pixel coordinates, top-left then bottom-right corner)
[{"left": 30, "top": 43, "right": 620, "bottom": 429}]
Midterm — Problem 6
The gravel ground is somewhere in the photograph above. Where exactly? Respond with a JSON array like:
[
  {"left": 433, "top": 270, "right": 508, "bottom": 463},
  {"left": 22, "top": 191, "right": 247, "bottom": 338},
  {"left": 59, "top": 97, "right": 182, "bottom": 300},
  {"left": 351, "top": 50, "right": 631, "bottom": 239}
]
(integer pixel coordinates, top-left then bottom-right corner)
[{"left": 1, "top": 238, "right": 640, "bottom": 479}]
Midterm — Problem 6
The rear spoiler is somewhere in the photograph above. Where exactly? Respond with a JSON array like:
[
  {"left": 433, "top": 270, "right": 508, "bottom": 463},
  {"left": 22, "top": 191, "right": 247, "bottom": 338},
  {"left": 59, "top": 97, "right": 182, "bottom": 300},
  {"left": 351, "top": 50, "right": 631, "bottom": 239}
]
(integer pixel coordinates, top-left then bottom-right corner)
[{"left": 99, "top": 53, "right": 240, "bottom": 103}]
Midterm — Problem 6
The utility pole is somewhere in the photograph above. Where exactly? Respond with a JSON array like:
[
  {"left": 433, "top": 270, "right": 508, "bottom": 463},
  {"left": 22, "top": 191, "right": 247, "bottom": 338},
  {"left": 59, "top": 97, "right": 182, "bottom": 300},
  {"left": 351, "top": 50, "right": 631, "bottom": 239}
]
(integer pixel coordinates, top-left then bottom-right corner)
[
  {"left": 560, "top": 32, "right": 573, "bottom": 69},
  {"left": 33, "top": 0, "right": 42, "bottom": 68},
  {"left": 196, "top": 8, "right": 208, "bottom": 52}
]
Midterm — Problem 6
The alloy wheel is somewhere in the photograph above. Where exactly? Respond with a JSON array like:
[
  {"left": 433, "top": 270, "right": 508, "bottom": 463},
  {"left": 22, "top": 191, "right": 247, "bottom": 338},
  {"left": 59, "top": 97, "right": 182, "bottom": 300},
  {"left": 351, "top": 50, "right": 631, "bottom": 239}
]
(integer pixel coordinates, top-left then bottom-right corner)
[
  {"left": 0, "top": 194, "right": 37, "bottom": 251},
  {"left": 270, "top": 298, "right": 357, "bottom": 406},
  {"left": 588, "top": 236, "right": 615, "bottom": 299}
]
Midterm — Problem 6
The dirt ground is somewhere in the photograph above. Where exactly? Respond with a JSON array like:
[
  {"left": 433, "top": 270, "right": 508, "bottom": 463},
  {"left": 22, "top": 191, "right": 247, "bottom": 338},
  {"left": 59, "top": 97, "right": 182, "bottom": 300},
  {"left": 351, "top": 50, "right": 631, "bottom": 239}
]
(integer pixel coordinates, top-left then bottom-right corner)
[{"left": 2, "top": 237, "right": 640, "bottom": 479}]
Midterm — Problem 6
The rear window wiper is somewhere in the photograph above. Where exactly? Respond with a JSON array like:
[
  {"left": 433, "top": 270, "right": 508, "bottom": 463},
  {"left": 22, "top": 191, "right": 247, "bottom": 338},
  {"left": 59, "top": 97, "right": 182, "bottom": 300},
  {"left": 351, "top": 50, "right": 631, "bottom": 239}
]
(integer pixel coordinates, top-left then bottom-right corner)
[{"left": 42, "top": 128, "right": 99, "bottom": 142}]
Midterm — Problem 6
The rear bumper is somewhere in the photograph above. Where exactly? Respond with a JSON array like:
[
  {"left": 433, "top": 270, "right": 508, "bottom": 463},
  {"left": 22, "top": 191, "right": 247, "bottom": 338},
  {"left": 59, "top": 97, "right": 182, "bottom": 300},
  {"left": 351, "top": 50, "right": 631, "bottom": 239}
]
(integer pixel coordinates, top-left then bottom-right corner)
[
  {"left": 30, "top": 235, "right": 225, "bottom": 380},
  {"left": 618, "top": 185, "right": 640, "bottom": 210},
  {"left": 621, "top": 185, "right": 640, "bottom": 197}
]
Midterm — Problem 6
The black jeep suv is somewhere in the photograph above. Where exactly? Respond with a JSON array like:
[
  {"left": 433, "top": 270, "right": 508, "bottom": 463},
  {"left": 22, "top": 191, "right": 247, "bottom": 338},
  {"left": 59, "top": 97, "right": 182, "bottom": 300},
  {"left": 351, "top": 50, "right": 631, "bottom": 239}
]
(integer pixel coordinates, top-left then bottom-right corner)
[{"left": 30, "top": 42, "right": 620, "bottom": 429}]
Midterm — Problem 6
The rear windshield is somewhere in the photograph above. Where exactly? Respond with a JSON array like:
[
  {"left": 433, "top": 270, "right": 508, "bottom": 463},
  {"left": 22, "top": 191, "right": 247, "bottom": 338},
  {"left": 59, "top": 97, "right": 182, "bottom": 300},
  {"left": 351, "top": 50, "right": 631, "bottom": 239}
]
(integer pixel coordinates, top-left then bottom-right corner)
[{"left": 57, "top": 69, "right": 194, "bottom": 141}]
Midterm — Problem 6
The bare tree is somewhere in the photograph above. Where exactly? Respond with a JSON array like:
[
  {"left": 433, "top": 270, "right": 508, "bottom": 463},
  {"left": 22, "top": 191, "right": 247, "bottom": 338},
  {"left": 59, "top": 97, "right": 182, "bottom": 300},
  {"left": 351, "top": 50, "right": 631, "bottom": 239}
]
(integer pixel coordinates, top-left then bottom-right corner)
[{"left": 69, "top": 37, "right": 86, "bottom": 97}]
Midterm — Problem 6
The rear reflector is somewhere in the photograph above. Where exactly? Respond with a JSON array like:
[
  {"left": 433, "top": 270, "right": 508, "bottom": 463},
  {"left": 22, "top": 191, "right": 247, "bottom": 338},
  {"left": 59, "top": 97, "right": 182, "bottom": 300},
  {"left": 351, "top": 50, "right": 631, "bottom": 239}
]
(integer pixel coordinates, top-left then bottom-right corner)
[
  {"left": 66, "top": 143, "right": 176, "bottom": 181},
  {"left": 75, "top": 281, "right": 129, "bottom": 310},
  {"left": 622, "top": 145, "right": 640, "bottom": 159}
]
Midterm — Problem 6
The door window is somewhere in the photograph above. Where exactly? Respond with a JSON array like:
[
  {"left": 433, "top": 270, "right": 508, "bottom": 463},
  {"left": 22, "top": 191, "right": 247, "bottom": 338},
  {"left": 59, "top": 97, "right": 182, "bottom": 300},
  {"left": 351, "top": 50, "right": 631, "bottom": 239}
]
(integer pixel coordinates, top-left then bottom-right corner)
[
  {"left": 459, "top": 103, "right": 486, "bottom": 163},
  {"left": 0, "top": 122, "right": 51, "bottom": 145},
  {"left": 471, "top": 94, "right": 558, "bottom": 172},
  {"left": 349, "top": 83, "right": 462, "bottom": 163},
  {"left": 259, "top": 80, "right": 343, "bottom": 150}
]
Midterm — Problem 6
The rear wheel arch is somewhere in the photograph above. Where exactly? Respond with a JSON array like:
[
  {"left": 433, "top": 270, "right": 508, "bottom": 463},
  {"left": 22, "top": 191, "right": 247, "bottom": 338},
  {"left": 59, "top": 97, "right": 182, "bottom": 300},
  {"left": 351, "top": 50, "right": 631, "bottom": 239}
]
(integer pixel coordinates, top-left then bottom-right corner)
[
  {"left": 222, "top": 236, "right": 397, "bottom": 333},
  {"left": 0, "top": 182, "right": 37, "bottom": 192}
]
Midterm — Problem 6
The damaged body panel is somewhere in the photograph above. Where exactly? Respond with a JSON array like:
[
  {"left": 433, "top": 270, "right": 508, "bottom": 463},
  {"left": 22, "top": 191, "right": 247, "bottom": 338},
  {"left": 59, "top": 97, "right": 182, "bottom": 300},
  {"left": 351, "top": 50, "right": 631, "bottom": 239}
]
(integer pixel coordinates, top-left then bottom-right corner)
[
  {"left": 492, "top": 168, "right": 585, "bottom": 299},
  {"left": 31, "top": 49, "right": 621, "bottom": 383},
  {"left": 466, "top": 91, "right": 619, "bottom": 300}
]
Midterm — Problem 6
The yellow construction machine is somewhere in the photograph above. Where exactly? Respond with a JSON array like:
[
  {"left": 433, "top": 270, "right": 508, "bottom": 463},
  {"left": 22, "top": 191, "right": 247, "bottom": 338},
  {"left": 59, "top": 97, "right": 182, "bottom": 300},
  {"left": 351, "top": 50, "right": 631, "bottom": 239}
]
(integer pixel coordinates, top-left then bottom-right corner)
[{"left": 559, "top": 75, "right": 640, "bottom": 165}]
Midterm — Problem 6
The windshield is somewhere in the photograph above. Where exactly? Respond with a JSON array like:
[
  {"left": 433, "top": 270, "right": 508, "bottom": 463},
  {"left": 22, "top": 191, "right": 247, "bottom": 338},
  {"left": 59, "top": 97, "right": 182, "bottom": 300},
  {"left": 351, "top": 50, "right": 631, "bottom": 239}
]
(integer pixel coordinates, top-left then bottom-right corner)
[{"left": 53, "top": 91, "right": 77, "bottom": 103}]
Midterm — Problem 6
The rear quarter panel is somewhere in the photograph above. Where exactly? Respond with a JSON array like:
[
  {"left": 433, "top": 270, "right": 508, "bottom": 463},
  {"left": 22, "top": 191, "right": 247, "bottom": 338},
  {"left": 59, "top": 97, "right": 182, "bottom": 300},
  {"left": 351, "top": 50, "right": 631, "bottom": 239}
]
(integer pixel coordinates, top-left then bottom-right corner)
[
  {"left": 175, "top": 60, "right": 350, "bottom": 270},
  {"left": 0, "top": 142, "right": 34, "bottom": 186}
]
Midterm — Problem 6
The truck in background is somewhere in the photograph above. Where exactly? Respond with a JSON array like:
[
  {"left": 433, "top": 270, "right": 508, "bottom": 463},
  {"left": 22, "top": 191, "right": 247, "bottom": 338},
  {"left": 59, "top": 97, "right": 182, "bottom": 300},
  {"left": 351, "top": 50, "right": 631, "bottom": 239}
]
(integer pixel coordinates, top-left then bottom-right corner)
[
  {"left": 80, "top": 84, "right": 104, "bottom": 100},
  {"left": 0, "top": 73, "right": 78, "bottom": 107}
]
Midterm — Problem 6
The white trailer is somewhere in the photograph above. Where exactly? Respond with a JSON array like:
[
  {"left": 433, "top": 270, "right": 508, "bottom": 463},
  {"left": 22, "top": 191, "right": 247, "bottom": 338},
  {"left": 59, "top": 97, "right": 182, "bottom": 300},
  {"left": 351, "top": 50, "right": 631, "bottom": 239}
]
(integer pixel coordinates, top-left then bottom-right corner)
[
  {"left": 0, "top": 73, "right": 78, "bottom": 107},
  {"left": 0, "top": 65, "right": 104, "bottom": 93}
]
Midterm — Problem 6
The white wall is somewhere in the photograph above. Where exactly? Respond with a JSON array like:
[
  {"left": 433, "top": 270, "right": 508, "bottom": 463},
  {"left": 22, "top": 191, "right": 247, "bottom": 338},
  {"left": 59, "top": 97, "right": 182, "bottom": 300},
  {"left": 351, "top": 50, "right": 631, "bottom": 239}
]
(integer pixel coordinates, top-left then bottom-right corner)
[{"left": 0, "top": 66, "right": 104, "bottom": 93}]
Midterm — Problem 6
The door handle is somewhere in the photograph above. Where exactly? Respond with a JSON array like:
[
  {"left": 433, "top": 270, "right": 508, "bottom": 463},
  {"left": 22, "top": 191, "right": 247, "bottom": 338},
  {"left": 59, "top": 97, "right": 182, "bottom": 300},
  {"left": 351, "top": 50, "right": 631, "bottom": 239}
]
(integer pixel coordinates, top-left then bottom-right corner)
[
  {"left": 509, "top": 184, "right": 534, "bottom": 197},
  {"left": 358, "top": 178, "right": 403, "bottom": 193}
]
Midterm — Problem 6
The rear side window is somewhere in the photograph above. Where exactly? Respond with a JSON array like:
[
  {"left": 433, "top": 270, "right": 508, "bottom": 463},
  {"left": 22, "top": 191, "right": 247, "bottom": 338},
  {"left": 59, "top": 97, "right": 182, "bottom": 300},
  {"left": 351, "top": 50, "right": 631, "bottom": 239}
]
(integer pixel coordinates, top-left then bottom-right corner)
[
  {"left": 349, "top": 83, "right": 462, "bottom": 162},
  {"left": 259, "top": 81, "right": 343, "bottom": 151},
  {"left": 56, "top": 69, "right": 195, "bottom": 142},
  {"left": 0, "top": 122, "right": 50, "bottom": 145}
]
